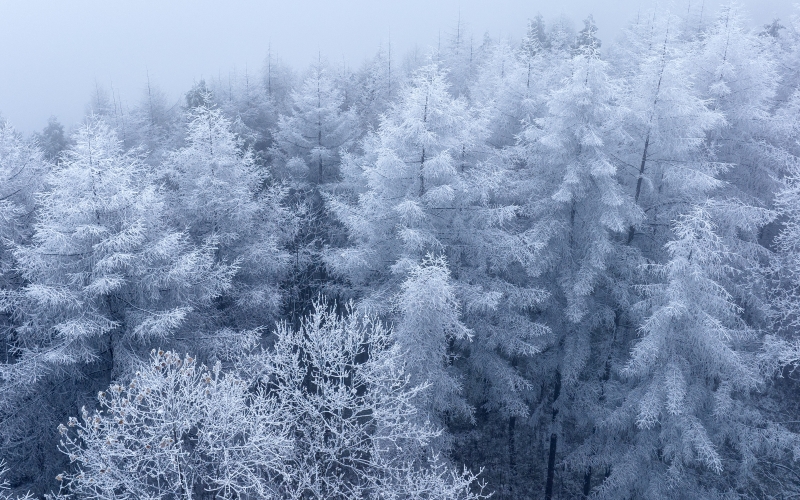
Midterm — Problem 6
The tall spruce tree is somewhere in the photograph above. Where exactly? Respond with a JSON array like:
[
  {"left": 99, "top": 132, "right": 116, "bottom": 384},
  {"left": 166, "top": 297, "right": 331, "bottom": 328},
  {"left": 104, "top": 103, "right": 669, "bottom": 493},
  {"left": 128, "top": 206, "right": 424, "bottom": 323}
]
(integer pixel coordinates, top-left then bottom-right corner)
[
  {"left": 512, "top": 39, "right": 642, "bottom": 498},
  {"left": 274, "top": 63, "right": 356, "bottom": 185},
  {"left": 161, "top": 101, "right": 295, "bottom": 330}
]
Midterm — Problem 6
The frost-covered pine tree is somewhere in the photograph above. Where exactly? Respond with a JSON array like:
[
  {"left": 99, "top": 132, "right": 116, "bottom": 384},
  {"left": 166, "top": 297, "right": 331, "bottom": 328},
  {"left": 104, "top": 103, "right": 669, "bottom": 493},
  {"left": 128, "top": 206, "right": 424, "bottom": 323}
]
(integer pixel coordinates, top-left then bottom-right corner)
[
  {"left": 211, "top": 66, "right": 277, "bottom": 155},
  {"left": 0, "top": 119, "right": 46, "bottom": 290},
  {"left": 268, "top": 63, "right": 358, "bottom": 322},
  {"left": 13, "top": 118, "right": 237, "bottom": 374},
  {"left": 435, "top": 27, "right": 566, "bottom": 494},
  {"left": 766, "top": 156, "right": 800, "bottom": 365},
  {"left": 693, "top": 4, "right": 780, "bottom": 204},
  {"left": 395, "top": 256, "right": 473, "bottom": 419},
  {"left": 512, "top": 33, "right": 643, "bottom": 497},
  {"left": 770, "top": 6, "right": 800, "bottom": 109},
  {"left": 353, "top": 44, "right": 398, "bottom": 134},
  {"left": 328, "top": 62, "right": 482, "bottom": 283},
  {"left": 0, "top": 122, "right": 48, "bottom": 485},
  {"left": 34, "top": 116, "right": 70, "bottom": 165},
  {"left": 328, "top": 62, "right": 484, "bottom": 423},
  {"left": 161, "top": 101, "right": 294, "bottom": 329},
  {"left": 273, "top": 63, "right": 356, "bottom": 184},
  {"left": 758, "top": 144, "right": 800, "bottom": 497},
  {"left": 595, "top": 200, "right": 796, "bottom": 498},
  {"left": 125, "top": 80, "right": 182, "bottom": 162},
  {"left": 469, "top": 38, "right": 532, "bottom": 147},
  {"left": 611, "top": 10, "right": 724, "bottom": 251}
]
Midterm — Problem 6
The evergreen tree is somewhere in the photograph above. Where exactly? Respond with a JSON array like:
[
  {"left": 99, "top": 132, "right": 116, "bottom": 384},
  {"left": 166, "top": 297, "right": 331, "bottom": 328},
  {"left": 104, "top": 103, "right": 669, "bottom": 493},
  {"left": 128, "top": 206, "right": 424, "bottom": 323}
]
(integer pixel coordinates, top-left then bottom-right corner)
[
  {"left": 0, "top": 120, "right": 233, "bottom": 491},
  {"left": 694, "top": 5, "right": 781, "bottom": 205},
  {"left": 469, "top": 38, "right": 530, "bottom": 147},
  {"left": 353, "top": 45, "right": 397, "bottom": 135},
  {"left": 613, "top": 11, "right": 724, "bottom": 251},
  {"left": 597, "top": 201, "right": 792, "bottom": 498},
  {"left": 125, "top": 80, "right": 181, "bottom": 162},
  {"left": 161, "top": 102, "right": 294, "bottom": 329},
  {"left": 328, "top": 63, "right": 485, "bottom": 425},
  {"left": 513, "top": 42, "right": 641, "bottom": 498},
  {"left": 34, "top": 117, "right": 70, "bottom": 165},
  {"left": 274, "top": 63, "right": 356, "bottom": 185}
]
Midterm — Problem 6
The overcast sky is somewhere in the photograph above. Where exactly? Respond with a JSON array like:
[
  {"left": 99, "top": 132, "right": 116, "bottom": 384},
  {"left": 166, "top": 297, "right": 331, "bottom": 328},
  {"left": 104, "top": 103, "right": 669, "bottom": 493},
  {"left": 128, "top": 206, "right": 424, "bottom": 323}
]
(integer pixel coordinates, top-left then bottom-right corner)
[{"left": 0, "top": 0, "right": 792, "bottom": 133}]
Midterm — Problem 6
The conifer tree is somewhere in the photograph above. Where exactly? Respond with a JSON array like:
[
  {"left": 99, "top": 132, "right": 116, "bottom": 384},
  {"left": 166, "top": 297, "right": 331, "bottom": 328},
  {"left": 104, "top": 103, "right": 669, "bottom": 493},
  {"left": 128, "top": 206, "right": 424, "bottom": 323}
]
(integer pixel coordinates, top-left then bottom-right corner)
[
  {"left": 596, "top": 201, "right": 793, "bottom": 498},
  {"left": 513, "top": 38, "right": 641, "bottom": 498},
  {"left": 328, "top": 62, "right": 485, "bottom": 425},
  {"left": 161, "top": 101, "right": 294, "bottom": 329},
  {"left": 0, "top": 119, "right": 234, "bottom": 490},
  {"left": 34, "top": 117, "right": 70, "bottom": 165},
  {"left": 353, "top": 45, "right": 397, "bottom": 134},
  {"left": 126, "top": 80, "right": 181, "bottom": 162},
  {"left": 612, "top": 11, "right": 724, "bottom": 250},
  {"left": 274, "top": 63, "right": 356, "bottom": 185},
  {"left": 469, "top": 38, "right": 530, "bottom": 147},
  {"left": 694, "top": 5, "right": 780, "bottom": 204}
]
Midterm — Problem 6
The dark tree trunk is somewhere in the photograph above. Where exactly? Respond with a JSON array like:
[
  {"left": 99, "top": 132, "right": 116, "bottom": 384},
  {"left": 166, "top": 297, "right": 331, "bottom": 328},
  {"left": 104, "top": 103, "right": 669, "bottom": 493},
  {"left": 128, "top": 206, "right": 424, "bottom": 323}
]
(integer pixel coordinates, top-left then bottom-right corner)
[
  {"left": 628, "top": 131, "right": 650, "bottom": 244},
  {"left": 545, "top": 433, "right": 558, "bottom": 500},
  {"left": 508, "top": 415, "right": 516, "bottom": 496},
  {"left": 583, "top": 466, "right": 592, "bottom": 497},
  {"left": 545, "top": 370, "right": 561, "bottom": 500}
]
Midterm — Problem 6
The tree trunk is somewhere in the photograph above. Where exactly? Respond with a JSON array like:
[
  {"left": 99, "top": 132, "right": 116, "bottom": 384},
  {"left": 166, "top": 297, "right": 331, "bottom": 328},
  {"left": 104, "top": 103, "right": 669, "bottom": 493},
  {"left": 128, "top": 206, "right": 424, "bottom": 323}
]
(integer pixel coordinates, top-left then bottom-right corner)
[
  {"left": 583, "top": 466, "right": 592, "bottom": 497},
  {"left": 545, "top": 369, "right": 561, "bottom": 500},
  {"left": 545, "top": 433, "right": 558, "bottom": 500},
  {"left": 508, "top": 415, "right": 516, "bottom": 496},
  {"left": 628, "top": 131, "right": 650, "bottom": 244},
  {"left": 419, "top": 147, "right": 426, "bottom": 197},
  {"left": 419, "top": 92, "right": 429, "bottom": 197}
]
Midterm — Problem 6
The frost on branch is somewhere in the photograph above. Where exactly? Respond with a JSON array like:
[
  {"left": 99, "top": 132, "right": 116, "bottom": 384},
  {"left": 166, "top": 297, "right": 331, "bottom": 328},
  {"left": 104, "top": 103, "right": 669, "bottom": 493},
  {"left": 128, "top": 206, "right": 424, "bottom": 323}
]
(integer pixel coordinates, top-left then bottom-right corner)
[
  {"left": 55, "top": 350, "right": 290, "bottom": 499},
  {"left": 56, "top": 304, "right": 487, "bottom": 499},
  {"left": 259, "top": 299, "right": 487, "bottom": 499}
]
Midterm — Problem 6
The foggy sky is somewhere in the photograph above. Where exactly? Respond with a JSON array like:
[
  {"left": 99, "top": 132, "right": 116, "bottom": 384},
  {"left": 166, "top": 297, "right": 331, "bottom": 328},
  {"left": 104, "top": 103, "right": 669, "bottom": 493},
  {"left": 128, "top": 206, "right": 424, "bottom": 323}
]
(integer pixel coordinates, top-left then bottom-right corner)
[{"left": 0, "top": 0, "right": 792, "bottom": 134}]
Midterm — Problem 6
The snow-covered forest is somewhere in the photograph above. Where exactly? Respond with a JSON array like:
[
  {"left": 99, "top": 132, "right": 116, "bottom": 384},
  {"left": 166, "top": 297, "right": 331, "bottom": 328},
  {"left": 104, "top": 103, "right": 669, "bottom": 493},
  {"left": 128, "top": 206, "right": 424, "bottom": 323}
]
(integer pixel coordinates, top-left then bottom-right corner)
[{"left": 1, "top": 4, "right": 800, "bottom": 498}]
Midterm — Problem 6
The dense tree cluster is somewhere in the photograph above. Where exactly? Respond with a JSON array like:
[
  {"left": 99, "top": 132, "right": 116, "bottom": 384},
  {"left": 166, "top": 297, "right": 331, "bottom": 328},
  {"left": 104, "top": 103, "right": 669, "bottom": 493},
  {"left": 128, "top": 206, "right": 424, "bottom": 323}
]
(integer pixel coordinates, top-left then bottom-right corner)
[{"left": 1, "top": 4, "right": 800, "bottom": 498}]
